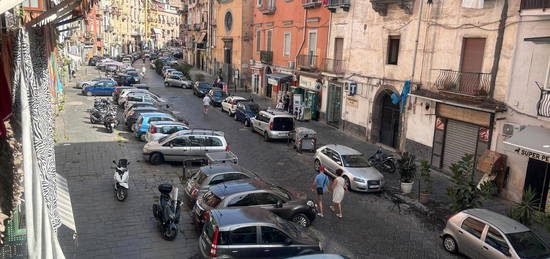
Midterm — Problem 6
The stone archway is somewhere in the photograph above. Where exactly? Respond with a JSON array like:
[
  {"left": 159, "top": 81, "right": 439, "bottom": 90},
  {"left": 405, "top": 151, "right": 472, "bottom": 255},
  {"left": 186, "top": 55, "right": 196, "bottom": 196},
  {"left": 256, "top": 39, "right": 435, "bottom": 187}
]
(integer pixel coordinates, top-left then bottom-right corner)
[{"left": 371, "top": 87, "right": 401, "bottom": 149}]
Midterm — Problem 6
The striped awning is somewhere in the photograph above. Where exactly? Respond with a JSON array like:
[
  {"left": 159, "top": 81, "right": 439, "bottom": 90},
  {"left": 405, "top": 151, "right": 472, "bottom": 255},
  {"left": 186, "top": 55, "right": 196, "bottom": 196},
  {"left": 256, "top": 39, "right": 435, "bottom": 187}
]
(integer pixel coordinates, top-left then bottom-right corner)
[
  {"left": 0, "top": 0, "right": 25, "bottom": 15},
  {"left": 56, "top": 173, "right": 76, "bottom": 232}
]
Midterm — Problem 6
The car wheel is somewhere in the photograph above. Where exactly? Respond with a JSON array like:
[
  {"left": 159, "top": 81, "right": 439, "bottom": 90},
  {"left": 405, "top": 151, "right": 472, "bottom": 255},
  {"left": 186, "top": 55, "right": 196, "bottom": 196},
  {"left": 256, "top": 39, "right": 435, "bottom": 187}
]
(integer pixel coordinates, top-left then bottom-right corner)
[
  {"left": 263, "top": 131, "right": 270, "bottom": 142},
  {"left": 164, "top": 82, "right": 169, "bottom": 87},
  {"left": 244, "top": 119, "right": 250, "bottom": 127},
  {"left": 314, "top": 159, "right": 321, "bottom": 172},
  {"left": 292, "top": 213, "right": 311, "bottom": 227},
  {"left": 82, "top": 83, "right": 89, "bottom": 88},
  {"left": 443, "top": 235, "right": 458, "bottom": 254},
  {"left": 86, "top": 91, "right": 93, "bottom": 96},
  {"left": 149, "top": 152, "right": 164, "bottom": 165},
  {"left": 343, "top": 176, "right": 352, "bottom": 192}
]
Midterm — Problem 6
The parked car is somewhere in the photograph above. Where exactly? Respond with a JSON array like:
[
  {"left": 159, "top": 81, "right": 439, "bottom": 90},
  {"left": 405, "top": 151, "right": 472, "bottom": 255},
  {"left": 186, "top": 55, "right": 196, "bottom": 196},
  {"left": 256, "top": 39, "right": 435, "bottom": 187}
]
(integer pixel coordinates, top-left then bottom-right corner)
[
  {"left": 220, "top": 96, "right": 247, "bottom": 116},
  {"left": 114, "top": 74, "right": 139, "bottom": 86},
  {"left": 250, "top": 110, "right": 294, "bottom": 141},
  {"left": 234, "top": 102, "right": 260, "bottom": 127},
  {"left": 122, "top": 57, "right": 132, "bottom": 64},
  {"left": 183, "top": 164, "right": 259, "bottom": 206},
  {"left": 75, "top": 77, "right": 113, "bottom": 89},
  {"left": 118, "top": 88, "right": 150, "bottom": 105},
  {"left": 164, "top": 74, "right": 192, "bottom": 88},
  {"left": 441, "top": 208, "right": 550, "bottom": 259},
  {"left": 199, "top": 207, "right": 322, "bottom": 259},
  {"left": 168, "top": 71, "right": 184, "bottom": 78},
  {"left": 193, "top": 178, "right": 317, "bottom": 227},
  {"left": 193, "top": 82, "right": 213, "bottom": 97},
  {"left": 142, "top": 129, "right": 228, "bottom": 165},
  {"left": 112, "top": 86, "right": 133, "bottom": 102},
  {"left": 314, "top": 144, "right": 384, "bottom": 192},
  {"left": 133, "top": 113, "right": 176, "bottom": 139},
  {"left": 207, "top": 89, "right": 227, "bottom": 107},
  {"left": 163, "top": 68, "right": 176, "bottom": 78},
  {"left": 131, "top": 83, "right": 150, "bottom": 90},
  {"left": 82, "top": 80, "right": 118, "bottom": 96},
  {"left": 127, "top": 71, "right": 140, "bottom": 83},
  {"left": 161, "top": 66, "right": 172, "bottom": 74},
  {"left": 124, "top": 106, "right": 160, "bottom": 129},
  {"left": 144, "top": 121, "right": 189, "bottom": 142},
  {"left": 123, "top": 102, "right": 157, "bottom": 120},
  {"left": 124, "top": 93, "right": 158, "bottom": 111}
]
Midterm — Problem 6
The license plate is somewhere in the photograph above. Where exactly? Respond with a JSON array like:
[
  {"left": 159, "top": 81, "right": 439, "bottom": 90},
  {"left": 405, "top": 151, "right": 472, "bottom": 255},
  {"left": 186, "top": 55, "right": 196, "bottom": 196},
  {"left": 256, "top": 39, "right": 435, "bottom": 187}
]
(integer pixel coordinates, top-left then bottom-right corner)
[{"left": 370, "top": 185, "right": 380, "bottom": 188}]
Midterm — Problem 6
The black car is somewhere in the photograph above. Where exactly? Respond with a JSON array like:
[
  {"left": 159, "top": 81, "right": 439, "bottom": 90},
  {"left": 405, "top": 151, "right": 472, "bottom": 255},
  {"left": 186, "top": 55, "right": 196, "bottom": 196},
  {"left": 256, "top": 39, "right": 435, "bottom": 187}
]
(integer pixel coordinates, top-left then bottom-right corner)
[
  {"left": 199, "top": 208, "right": 322, "bottom": 259},
  {"left": 114, "top": 74, "right": 139, "bottom": 86},
  {"left": 88, "top": 56, "right": 101, "bottom": 66},
  {"left": 207, "top": 89, "right": 227, "bottom": 107},
  {"left": 193, "top": 82, "right": 213, "bottom": 97},
  {"left": 193, "top": 179, "right": 317, "bottom": 227}
]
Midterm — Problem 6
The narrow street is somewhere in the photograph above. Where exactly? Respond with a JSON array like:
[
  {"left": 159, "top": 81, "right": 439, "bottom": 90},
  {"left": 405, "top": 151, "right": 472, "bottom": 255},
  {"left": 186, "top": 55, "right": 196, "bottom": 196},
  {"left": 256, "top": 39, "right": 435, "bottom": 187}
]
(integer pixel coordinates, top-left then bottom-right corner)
[{"left": 56, "top": 61, "right": 459, "bottom": 258}]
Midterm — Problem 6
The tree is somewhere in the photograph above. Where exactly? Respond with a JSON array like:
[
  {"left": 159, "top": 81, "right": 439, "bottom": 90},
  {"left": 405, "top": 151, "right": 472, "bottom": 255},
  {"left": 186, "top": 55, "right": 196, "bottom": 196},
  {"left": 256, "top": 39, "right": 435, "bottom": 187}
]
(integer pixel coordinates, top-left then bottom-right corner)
[
  {"left": 446, "top": 154, "right": 493, "bottom": 212},
  {"left": 509, "top": 187, "right": 539, "bottom": 225}
]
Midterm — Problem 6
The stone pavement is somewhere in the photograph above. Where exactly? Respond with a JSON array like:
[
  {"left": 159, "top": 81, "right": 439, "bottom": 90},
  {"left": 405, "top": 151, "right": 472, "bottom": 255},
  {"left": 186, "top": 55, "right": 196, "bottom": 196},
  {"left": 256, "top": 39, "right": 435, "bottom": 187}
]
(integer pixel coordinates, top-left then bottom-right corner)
[{"left": 55, "top": 68, "right": 199, "bottom": 259}]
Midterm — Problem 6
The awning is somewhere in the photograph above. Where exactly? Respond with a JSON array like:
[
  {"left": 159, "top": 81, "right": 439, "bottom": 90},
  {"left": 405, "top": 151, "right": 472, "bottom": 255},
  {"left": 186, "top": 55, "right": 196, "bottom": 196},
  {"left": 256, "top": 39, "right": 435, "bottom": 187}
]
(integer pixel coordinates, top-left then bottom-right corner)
[
  {"left": 67, "top": 54, "right": 81, "bottom": 62},
  {"left": 504, "top": 126, "right": 550, "bottom": 163},
  {"left": 0, "top": 0, "right": 25, "bottom": 15},
  {"left": 152, "top": 28, "right": 162, "bottom": 34},
  {"left": 524, "top": 36, "right": 550, "bottom": 44},
  {"left": 197, "top": 32, "right": 207, "bottom": 43},
  {"left": 267, "top": 73, "right": 293, "bottom": 83},
  {"left": 56, "top": 173, "right": 76, "bottom": 232}
]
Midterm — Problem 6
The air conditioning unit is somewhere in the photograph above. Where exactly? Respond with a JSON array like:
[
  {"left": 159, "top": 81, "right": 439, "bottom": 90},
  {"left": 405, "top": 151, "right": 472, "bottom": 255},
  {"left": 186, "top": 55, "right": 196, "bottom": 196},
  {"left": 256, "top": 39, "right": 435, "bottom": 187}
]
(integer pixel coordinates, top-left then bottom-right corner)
[
  {"left": 502, "top": 123, "right": 524, "bottom": 137},
  {"left": 288, "top": 61, "right": 295, "bottom": 69}
]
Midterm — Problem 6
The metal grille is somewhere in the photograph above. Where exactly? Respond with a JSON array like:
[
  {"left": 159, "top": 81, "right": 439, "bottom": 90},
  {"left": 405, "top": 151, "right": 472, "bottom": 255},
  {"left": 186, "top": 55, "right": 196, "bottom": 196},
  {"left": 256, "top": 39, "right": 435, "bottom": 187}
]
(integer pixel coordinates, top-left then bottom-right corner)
[{"left": 442, "top": 120, "right": 479, "bottom": 172}]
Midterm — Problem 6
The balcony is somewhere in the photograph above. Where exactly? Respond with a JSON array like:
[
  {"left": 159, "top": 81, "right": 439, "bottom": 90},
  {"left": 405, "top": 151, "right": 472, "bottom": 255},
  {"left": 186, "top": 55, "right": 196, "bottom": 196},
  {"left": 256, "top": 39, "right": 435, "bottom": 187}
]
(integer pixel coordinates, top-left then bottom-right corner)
[
  {"left": 322, "top": 58, "right": 345, "bottom": 74},
  {"left": 259, "top": 4, "right": 276, "bottom": 14},
  {"left": 538, "top": 89, "right": 550, "bottom": 117},
  {"left": 302, "top": 0, "right": 322, "bottom": 8},
  {"left": 369, "top": 0, "right": 414, "bottom": 16},
  {"left": 297, "top": 54, "right": 319, "bottom": 70},
  {"left": 433, "top": 69, "right": 491, "bottom": 98},
  {"left": 201, "top": 22, "right": 208, "bottom": 30},
  {"left": 521, "top": 0, "right": 550, "bottom": 10},
  {"left": 194, "top": 23, "right": 201, "bottom": 31},
  {"left": 260, "top": 50, "right": 273, "bottom": 64},
  {"left": 324, "top": 0, "right": 350, "bottom": 12}
]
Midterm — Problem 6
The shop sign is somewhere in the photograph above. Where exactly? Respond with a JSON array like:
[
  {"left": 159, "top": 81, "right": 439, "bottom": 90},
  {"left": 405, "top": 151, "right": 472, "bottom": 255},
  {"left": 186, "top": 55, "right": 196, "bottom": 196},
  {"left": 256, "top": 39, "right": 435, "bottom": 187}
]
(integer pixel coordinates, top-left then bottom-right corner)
[
  {"left": 299, "top": 76, "right": 318, "bottom": 91},
  {"left": 513, "top": 147, "right": 550, "bottom": 163},
  {"left": 346, "top": 97, "right": 358, "bottom": 108},
  {"left": 268, "top": 78, "right": 278, "bottom": 85}
]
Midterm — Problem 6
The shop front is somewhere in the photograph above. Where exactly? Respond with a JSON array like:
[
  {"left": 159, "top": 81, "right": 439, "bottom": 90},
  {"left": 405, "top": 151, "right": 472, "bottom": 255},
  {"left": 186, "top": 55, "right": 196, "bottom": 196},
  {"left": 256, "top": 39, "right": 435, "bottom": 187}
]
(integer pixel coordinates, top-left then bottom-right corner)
[
  {"left": 266, "top": 73, "right": 293, "bottom": 102},
  {"left": 504, "top": 126, "right": 550, "bottom": 213},
  {"left": 294, "top": 75, "right": 322, "bottom": 121}
]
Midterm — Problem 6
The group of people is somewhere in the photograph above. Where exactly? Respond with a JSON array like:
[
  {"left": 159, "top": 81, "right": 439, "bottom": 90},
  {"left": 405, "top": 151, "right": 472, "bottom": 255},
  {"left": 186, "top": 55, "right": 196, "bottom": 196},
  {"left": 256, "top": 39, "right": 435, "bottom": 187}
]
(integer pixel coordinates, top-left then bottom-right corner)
[
  {"left": 276, "top": 92, "right": 291, "bottom": 112},
  {"left": 311, "top": 165, "right": 348, "bottom": 218}
]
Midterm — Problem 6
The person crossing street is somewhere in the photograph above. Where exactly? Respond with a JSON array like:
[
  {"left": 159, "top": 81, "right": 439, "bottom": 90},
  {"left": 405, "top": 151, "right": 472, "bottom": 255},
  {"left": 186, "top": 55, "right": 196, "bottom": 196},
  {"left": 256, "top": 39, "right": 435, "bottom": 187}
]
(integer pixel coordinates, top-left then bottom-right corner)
[{"left": 202, "top": 94, "right": 211, "bottom": 117}]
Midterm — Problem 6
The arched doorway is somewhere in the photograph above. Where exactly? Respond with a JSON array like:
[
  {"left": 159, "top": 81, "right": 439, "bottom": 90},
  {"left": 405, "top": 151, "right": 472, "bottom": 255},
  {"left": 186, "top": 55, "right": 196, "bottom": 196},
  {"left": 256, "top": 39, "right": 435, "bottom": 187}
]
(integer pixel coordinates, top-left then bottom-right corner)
[
  {"left": 264, "top": 66, "right": 272, "bottom": 97},
  {"left": 371, "top": 89, "right": 400, "bottom": 148}
]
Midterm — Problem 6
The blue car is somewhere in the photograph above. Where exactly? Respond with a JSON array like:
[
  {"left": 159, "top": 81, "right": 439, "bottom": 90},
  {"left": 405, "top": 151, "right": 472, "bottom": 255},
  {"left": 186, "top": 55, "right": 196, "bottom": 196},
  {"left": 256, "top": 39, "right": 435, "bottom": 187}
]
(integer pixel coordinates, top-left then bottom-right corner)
[
  {"left": 234, "top": 102, "right": 260, "bottom": 127},
  {"left": 82, "top": 80, "right": 118, "bottom": 96},
  {"left": 207, "top": 88, "right": 227, "bottom": 107},
  {"left": 133, "top": 113, "right": 176, "bottom": 139},
  {"left": 193, "top": 82, "right": 212, "bottom": 97}
]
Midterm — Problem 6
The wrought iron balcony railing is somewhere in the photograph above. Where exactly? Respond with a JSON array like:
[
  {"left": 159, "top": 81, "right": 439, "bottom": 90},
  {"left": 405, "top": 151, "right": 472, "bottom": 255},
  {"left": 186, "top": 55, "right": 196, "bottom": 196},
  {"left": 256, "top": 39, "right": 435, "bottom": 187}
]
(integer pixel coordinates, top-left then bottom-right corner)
[
  {"left": 302, "top": 0, "right": 322, "bottom": 8},
  {"left": 520, "top": 0, "right": 550, "bottom": 10},
  {"left": 322, "top": 58, "right": 345, "bottom": 74},
  {"left": 325, "top": 0, "right": 350, "bottom": 12},
  {"left": 297, "top": 54, "right": 319, "bottom": 70},
  {"left": 433, "top": 69, "right": 491, "bottom": 97},
  {"left": 537, "top": 87, "right": 550, "bottom": 117},
  {"left": 260, "top": 50, "right": 273, "bottom": 64},
  {"left": 259, "top": 4, "right": 276, "bottom": 14}
]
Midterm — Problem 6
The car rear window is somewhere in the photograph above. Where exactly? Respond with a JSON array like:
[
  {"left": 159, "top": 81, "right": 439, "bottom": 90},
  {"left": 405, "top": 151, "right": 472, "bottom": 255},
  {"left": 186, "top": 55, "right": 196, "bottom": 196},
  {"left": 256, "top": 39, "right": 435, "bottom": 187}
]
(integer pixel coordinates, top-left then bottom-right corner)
[
  {"left": 272, "top": 117, "right": 294, "bottom": 131},
  {"left": 204, "top": 191, "right": 221, "bottom": 207}
]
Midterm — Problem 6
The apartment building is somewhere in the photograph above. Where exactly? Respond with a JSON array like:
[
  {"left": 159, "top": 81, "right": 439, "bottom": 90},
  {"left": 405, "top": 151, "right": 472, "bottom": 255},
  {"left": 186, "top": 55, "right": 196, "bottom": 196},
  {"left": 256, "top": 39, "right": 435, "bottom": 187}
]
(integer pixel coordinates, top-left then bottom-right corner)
[{"left": 184, "top": 0, "right": 209, "bottom": 69}]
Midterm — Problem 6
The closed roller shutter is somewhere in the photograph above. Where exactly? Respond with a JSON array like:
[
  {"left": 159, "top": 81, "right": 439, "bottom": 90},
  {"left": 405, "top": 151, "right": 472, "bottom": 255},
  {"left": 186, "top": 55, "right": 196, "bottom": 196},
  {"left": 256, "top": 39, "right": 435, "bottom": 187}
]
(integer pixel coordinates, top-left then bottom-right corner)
[{"left": 443, "top": 120, "right": 479, "bottom": 171}]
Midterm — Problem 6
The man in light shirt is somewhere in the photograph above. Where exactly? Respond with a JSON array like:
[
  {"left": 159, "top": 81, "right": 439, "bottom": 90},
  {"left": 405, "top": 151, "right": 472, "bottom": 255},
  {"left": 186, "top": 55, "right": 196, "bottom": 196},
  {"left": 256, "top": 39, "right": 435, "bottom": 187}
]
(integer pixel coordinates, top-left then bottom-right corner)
[{"left": 202, "top": 95, "right": 211, "bottom": 116}]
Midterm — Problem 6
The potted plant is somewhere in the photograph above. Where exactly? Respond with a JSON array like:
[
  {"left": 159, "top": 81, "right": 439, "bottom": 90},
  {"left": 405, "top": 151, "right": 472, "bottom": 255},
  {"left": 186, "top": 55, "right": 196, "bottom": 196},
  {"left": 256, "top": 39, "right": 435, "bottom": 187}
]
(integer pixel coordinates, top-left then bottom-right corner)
[
  {"left": 419, "top": 160, "right": 432, "bottom": 204},
  {"left": 398, "top": 152, "right": 416, "bottom": 194}
]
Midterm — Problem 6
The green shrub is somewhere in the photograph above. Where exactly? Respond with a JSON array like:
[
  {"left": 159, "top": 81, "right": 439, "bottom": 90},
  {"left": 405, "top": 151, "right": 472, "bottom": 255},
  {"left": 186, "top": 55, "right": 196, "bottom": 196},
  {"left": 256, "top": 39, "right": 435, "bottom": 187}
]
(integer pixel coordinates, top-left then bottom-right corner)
[
  {"left": 175, "top": 64, "right": 192, "bottom": 79},
  {"left": 154, "top": 59, "right": 164, "bottom": 75},
  {"left": 194, "top": 73, "right": 204, "bottom": 82},
  {"left": 419, "top": 160, "right": 432, "bottom": 193},
  {"left": 509, "top": 187, "right": 539, "bottom": 225},
  {"left": 446, "top": 154, "right": 494, "bottom": 212},
  {"left": 535, "top": 212, "right": 550, "bottom": 232},
  {"left": 397, "top": 152, "right": 416, "bottom": 183}
]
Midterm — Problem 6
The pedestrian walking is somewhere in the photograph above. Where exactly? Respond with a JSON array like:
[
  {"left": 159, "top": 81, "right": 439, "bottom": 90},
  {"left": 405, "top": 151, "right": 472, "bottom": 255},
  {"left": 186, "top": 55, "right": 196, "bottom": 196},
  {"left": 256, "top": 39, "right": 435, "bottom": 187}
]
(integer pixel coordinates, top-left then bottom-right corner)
[
  {"left": 283, "top": 92, "right": 290, "bottom": 111},
  {"left": 202, "top": 95, "right": 211, "bottom": 117},
  {"left": 311, "top": 165, "right": 330, "bottom": 217},
  {"left": 330, "top": 169, "right": 347, "bottom": 218}
]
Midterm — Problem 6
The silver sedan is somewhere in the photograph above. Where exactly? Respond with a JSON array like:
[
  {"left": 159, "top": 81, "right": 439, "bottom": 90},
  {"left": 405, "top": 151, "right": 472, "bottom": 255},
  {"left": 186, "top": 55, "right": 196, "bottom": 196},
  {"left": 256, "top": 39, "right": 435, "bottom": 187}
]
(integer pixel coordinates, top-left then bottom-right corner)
[{"left": 314, "top": 144, "right": 384, "bottom": 192}]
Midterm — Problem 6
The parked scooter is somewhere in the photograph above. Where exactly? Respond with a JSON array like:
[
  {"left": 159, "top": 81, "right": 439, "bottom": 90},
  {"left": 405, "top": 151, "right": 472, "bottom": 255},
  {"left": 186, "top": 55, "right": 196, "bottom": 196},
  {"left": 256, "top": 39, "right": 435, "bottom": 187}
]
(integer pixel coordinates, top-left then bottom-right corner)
[
  {"left": 153, "top": 184, "right": 181, "bottom": 241},
  {"left": 103, "top": 112, "right": 118, "bottom": 133},
  {"left": 112, "top": 159, "right": 130, "bottom": 201},
  {"left": 368, "top": 146, "right": 396, "bottom": 174}
]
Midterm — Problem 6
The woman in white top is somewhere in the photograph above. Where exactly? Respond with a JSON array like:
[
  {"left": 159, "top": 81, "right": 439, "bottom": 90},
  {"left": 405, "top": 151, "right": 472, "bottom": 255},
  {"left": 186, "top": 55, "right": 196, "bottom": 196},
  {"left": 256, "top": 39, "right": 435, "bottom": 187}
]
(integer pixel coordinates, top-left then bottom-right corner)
[{"left": 330, "top": 169, "right": 347, "bottom": 218}]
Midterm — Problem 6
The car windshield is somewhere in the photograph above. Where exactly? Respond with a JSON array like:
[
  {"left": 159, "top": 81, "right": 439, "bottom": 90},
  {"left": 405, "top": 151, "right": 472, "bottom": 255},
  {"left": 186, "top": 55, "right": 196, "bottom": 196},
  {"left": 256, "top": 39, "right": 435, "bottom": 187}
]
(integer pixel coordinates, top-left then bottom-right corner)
[
  {"left": 271, "top": 186, "right": 291, "bottom": 201},
  {"left": 244, "top": 104, "right": 259, "bottom": 113},
  {"left": 199, "top": 83, "right": 211, "bottom": 90},
  {"left": 158, "top": 135, "right": 170, "bottom": 143},
  {"left": 212, "top": 91, "right": 225, "bottom": 97},
  {"left": 128, "top": 72, "right": 138, "bottom": 76},
  {"left": 506, "top": 231, "right": 550, "bottom": 258},
  {"left": 341, "top": 155, "right": 370, "bottom": 168}
]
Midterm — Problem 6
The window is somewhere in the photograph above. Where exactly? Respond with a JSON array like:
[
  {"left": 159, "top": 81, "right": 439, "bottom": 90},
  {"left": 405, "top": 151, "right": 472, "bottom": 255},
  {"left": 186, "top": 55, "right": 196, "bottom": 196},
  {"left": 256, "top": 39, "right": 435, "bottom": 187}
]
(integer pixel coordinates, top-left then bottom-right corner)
[
  {"left": 22, "top": 0, "right": 44, "bottom": 11},
  {"left": 252, "top": 193, "right": 280, "bottom": 205},
  {"left": 228, "top": 194, "right": 254, "bottom": 207},
  {"left": 308, "top": 31, "right": 317, "bottom": 56},
  {"left": 283, "top": 32, "right": 291, "bottom": 57},
  {"left": 224, "top": 11, "right": 233, "bottom": 32},
  {"left": 209, "top": 175, "right": 225, "bottom": 185},
  {"left": 230, "top": 227, "right": 257, "bottom": 245},
  {"left": 261, "top": 227, "right": 288, "bottom": 244},
  {"left": 387, "top": 36, "right": 400, "bottom": 65},
  {"left": 461, "top": 217, "right": 485, "bottom": 238},
  {"left": 257, "top": 0, "right": 262, "bottom": 7},
  {"left": 267, "top": 30, "right": 273, "bottom": 52},
  {"left": 225, "top": 173, "right": 249, "bottom": 182},
  {"left": 485, "top": 227, "right": 510, "bottom": 255},
  {"left": 188, "top": 136, "right": 207, "bottom": 146},
  {"left": 256, "top": 30, "right": 261, "bottom": 52},
  {"left": 208, "top": 137, "right": 223, "bottom": 147}
]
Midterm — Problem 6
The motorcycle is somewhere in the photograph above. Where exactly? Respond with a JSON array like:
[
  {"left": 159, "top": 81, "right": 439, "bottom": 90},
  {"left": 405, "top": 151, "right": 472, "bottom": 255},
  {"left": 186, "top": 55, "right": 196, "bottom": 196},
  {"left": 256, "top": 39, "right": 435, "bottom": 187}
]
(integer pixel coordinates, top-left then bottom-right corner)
[
  {"left": 153, "top": 184, "right": 181, "bottom": 241},
  {"left": 112, "top": 159, "right": 130, "bottom": 201},
  {"left": 89, "top": 98, "right": 114, "bottom": 124},
  {"left": 368, "top": 147, "right": 396, "bottom": 174},
  {"left": 103, "top": 112, "right": 118, "bottom": 133}
]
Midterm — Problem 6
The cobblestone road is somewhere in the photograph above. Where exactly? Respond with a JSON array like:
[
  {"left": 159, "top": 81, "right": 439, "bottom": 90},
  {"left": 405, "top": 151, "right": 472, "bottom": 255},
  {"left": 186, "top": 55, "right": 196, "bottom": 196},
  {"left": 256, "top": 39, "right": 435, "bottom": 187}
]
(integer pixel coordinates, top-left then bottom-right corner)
[{"left": 56, "top": 62, "right": 460, "bottom": 259}]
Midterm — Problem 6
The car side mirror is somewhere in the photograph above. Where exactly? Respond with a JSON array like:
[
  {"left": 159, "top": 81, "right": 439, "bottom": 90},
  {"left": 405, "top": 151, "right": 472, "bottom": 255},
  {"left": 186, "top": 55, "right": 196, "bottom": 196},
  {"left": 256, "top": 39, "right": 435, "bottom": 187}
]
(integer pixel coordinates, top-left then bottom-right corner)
[
  {"left": 284, "top": 238, "right": 293, "bottom": 246},
  {"left": 275, "top": 200, "right": 283, "bottom": 208},
  {"left": 336, "top": 161, "right": 342, "bottom": 166},
  {"left": 169, "top": 143, "right": 174, "bottom": 148}
]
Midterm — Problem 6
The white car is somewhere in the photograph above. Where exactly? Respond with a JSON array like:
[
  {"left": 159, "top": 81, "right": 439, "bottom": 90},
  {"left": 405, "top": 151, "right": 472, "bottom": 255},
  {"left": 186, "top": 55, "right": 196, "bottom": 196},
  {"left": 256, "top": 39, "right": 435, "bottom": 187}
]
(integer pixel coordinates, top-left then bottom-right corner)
[
  {"left": 117, "top": 89, "right": 150, "bottom": 105},
  {"left": 163, "top": 69, "right": 176, "bottom": 78},
  {"left": 144, "top": 121, "right": 189, "bottom": 142},
  {"left": 75, "top": 77, "right": 113, "bottom": 89},
  {"left": 221, "top": 96, "right": 247, "bottom": 116}
]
